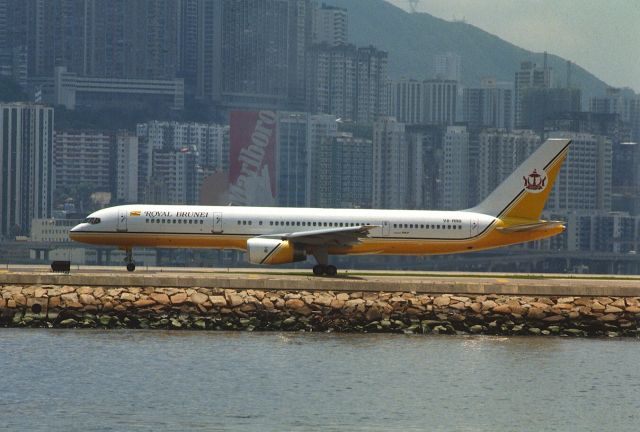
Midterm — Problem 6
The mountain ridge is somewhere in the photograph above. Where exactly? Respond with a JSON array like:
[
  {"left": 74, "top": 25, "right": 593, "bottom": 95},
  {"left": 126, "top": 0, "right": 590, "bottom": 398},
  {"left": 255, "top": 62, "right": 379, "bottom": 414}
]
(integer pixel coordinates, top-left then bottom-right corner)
[{"left": 323, "top": 0, "right": 609, "bottom": 101}]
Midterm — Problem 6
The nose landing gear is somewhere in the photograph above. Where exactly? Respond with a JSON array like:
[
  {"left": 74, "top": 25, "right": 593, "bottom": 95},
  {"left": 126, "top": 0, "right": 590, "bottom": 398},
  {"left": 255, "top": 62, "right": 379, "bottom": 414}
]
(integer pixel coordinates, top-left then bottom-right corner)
[{"left": 124, "top": 248, "right": 136, "bottom": 272}]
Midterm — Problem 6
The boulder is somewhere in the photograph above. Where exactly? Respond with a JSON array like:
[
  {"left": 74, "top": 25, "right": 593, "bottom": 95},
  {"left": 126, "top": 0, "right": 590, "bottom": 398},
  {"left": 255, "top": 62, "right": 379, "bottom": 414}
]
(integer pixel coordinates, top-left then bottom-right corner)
[
  {"left": 120, "top": 292, "right": 136, "bottom": 302},
  {"left": 557, "top": 297, "right": 574, "bottom": 304},
  {"left": 150, "top": 293, "right": 171, "bottom": 305},
  {"left": 189, "top": 292, "right": 208, "bottom": 305},
  {"left": 79, "top": 294, "right": 96, "bottom": 305},
  {"left": 285, "top": 299, "right": 306, "bottom": 310},
  {"left": 604, "top": 305, "right": 623, "bottom": 314},
  {"left": 433, "top": 296, "right": 450, "bottom": 307},
  {"left": 492, "top": 304, "right": 511, "bottom": 314},
  {"left": 209, "top": 296, "right": 227, "bottom": 307},
  {"left": 134, "top": 298, "right": 156, "bottom": 307},
  {"left": 482, "top": 300, "right": 497, "bottom": 310},
  {"left": 170, "top": 292, "right": 188, "bottom": 305}
]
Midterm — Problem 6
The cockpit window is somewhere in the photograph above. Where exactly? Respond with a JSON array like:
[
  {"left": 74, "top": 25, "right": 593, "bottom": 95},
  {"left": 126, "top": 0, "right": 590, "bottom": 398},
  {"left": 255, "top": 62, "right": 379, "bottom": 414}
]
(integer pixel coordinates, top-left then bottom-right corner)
[{"left": 85, "top": 217, "right": 101, "bottom": 224}]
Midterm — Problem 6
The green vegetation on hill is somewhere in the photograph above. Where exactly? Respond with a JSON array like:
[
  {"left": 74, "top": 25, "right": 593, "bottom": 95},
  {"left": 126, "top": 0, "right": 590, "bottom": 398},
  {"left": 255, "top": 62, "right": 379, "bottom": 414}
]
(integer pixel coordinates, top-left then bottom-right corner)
[{"left": 325, "top": 0, "right": 609, "bottom": 101}]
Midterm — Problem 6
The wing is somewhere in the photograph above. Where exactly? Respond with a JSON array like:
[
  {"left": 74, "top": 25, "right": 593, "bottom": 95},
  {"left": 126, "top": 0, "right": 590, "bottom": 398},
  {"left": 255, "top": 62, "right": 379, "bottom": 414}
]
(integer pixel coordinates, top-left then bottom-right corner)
[{"left": 259, "top": 225, "right": 379, "bottom": 247}]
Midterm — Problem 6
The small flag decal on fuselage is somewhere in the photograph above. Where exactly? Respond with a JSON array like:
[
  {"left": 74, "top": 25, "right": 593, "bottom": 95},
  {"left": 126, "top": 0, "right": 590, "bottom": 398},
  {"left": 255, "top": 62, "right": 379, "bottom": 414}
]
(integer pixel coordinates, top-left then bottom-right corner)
[{"left": 130, "top": 210, "right": 141, "bottom": 216}]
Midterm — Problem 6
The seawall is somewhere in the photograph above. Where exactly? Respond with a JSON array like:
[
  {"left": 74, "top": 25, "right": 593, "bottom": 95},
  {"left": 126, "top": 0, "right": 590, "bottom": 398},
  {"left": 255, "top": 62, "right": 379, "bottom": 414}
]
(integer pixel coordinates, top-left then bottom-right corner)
[{"left": 2, "top": 270, "right": 640, "bottom": 336}]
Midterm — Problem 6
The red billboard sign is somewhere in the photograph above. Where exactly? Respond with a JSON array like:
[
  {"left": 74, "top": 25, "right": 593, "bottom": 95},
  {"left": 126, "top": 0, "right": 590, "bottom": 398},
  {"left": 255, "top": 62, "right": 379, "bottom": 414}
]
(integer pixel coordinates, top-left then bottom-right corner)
[{"left": 228, "top": 111, "right": 277, "bottom": 206}]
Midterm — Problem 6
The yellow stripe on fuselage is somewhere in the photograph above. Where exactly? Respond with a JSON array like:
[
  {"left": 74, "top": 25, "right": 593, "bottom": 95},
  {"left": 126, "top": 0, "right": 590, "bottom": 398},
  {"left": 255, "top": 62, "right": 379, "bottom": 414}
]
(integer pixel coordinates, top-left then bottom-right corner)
[{"left": 69, "top": 222, "right": 563, "bottom": 256}]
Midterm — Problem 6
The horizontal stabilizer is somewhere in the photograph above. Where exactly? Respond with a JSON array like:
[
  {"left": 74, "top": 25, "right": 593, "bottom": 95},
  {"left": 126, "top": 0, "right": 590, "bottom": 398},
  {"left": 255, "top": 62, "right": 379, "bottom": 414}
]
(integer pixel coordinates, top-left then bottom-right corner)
[{"left": 496, "top": 220, "right": 565, "bottom": 233}]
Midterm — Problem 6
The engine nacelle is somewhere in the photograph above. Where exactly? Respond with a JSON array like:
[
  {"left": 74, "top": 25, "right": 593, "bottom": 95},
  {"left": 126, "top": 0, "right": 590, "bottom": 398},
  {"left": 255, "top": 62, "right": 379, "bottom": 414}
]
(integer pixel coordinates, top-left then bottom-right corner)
[{"left": 247, "top": 238, "right": 307, "bottom": 265}]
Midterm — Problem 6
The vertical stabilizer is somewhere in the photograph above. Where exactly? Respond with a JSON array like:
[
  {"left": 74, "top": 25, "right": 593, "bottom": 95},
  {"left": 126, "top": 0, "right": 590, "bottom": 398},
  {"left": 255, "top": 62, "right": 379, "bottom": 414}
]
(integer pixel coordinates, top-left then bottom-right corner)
[{"left": 466, "top": 138, "right": 571, "bottom": 220}]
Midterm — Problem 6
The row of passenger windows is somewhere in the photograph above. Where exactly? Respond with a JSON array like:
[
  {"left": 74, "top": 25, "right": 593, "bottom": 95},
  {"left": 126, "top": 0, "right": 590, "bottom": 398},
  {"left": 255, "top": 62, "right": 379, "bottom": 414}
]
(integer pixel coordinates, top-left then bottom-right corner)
[
  {"left": 146, "top": 218, "right": 204, "bottom": 225},
  {"left": 237, "top": 220, "right": 365, "bottom": 227},
  {"left": 394, "top": 223, "right": 464, "bottom": 230}
]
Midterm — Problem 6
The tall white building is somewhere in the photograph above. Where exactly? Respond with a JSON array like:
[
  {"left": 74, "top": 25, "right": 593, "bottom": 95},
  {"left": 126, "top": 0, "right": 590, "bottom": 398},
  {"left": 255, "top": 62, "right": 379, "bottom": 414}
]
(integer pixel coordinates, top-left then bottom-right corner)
[
  {"left": 546, "top": 131, "right": 612, "bottom": 212},
  {"left": 475, "top": 129, "right": 541, "bottom": 205},
  {"left": 373, "top": 117, "right": 408, "bottom": 209},
  {"left": 442, "top": 126, "right": 469, "bottom": 210},
  {"left": 0, "top": 103, "right": 54, "bottom": 237},
  {"left": 424, "top": 79, "right": 457, "bottom": 125},
  {"left": 434, "top": 52, "right": 461, "bottom": 82},
  {"left": 115, "top": 133, "right": 139, "bottom": 203},
  {"left": 312, "top": 3, "right": 348, "bottom": 46}
]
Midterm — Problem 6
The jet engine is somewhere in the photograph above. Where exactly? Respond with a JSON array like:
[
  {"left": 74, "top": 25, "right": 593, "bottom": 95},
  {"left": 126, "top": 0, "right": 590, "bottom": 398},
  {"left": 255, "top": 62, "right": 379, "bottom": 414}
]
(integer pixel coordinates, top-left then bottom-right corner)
[{"left": 247, "top": 238, "right": 306, "bottom": 265}]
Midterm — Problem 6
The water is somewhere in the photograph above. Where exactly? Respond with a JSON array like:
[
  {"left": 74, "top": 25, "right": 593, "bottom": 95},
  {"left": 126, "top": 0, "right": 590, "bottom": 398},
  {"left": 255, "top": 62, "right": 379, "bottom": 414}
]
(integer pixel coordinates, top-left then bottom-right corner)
[{"left": 1, "top": 330, "right": 639, "bottom": 431}]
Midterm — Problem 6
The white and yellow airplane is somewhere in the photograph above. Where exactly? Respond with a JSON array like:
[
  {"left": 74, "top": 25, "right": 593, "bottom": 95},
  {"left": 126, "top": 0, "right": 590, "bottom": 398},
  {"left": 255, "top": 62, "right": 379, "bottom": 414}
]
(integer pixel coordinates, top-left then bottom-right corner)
[{"left": 70, "top": 138, "right": 570, "bottom": 276}]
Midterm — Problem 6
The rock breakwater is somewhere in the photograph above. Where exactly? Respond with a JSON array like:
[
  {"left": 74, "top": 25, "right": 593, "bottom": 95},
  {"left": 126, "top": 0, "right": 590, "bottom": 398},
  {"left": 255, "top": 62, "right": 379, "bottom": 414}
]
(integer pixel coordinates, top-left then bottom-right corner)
[{"left": 2, "top": 284, "right": 640, "bottom": 337}]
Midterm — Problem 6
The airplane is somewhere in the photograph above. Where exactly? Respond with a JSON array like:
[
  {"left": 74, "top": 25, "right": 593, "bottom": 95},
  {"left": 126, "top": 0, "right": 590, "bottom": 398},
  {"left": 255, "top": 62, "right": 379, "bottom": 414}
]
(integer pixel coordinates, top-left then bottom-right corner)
[{"left": 70, "top": 138, "right": 570, "bottom": 276}]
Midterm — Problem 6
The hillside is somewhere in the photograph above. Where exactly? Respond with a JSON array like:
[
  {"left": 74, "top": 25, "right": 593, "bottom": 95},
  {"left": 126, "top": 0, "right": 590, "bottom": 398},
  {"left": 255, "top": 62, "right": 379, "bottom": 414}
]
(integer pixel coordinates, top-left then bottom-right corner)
[{"left": 324, "top": 0, "right": 608, "bottom": 101}]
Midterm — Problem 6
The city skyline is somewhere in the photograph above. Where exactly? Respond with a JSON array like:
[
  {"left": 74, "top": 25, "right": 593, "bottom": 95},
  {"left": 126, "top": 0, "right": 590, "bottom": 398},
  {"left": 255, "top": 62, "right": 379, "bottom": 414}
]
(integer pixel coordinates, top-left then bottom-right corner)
[{"left": 387, "top": 0, "right": 640, "bottom": 92}]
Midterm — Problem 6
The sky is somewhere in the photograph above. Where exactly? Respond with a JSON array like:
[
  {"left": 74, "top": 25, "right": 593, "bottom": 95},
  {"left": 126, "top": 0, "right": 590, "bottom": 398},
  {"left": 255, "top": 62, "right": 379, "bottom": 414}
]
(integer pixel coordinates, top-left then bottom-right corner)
[{"left": 387, "top": 0, "right": 640, "bottom": 92}]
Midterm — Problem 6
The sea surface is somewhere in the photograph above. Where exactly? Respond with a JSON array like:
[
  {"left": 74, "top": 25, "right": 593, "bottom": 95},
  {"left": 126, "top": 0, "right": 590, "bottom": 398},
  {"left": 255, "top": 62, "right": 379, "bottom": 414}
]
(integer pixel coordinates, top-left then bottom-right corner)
[{"left": 1, "top": 329, "right": 639, "bottom": 431}]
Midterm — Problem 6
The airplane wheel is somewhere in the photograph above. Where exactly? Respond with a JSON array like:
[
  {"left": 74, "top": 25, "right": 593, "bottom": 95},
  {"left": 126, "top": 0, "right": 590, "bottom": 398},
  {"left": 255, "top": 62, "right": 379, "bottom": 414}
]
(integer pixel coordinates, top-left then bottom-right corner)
[
  {"left": 312, "top": 265, "right": 325, "bottom": 276},
  {"left": 325, "top": 265, "right": 337, "bottom": 277},
  {"left": 126, "top": 263, "right": 136, "bottom": 272}
]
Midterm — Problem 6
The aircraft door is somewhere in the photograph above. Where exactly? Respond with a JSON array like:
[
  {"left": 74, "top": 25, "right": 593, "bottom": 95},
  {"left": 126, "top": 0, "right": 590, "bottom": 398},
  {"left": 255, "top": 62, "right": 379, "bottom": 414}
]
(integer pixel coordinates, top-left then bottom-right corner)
[
  {"left": 470, "top": 218, "right": 480, "bottom": 237},
  {"left": 382, "top": 221, "right": 391, "bottom": 236},
  {"left": 212, "top": 212, "right": 223, "bottom": 233},
  {"left": 117, "top": 209, "right": 128, "bottom": 232}
]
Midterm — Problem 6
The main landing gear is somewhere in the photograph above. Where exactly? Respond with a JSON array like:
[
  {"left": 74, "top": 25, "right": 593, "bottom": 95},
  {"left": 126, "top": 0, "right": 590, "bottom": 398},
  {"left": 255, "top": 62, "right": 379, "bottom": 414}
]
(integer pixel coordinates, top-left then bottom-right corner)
[
  {"left": 124, "top": 248, "right": 136, "bottom": 272},
  {"left": 311, "top": 248, "right": 337, "bottom": 277}
]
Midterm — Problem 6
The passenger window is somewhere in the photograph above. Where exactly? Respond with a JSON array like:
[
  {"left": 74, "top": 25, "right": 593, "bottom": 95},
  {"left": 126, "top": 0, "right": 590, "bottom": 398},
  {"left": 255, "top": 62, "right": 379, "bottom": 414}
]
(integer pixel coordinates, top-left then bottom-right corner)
[
  {"left": 146, "top": 219, "right": 149, "bottom": 223},
  {"left": 178, "top": 220, "right": 182, "bottom": 224},
  {"left": 248, "top": 221, "right": 252, "bottom": 225},
  {"left": 393, "top": 224, "right": 397, "bottom": 228},
  {"left": 200, "top": 220, "right": 204, "bottom": 224},
  {"left": 447, "top": 225, "right": 451, "bottom": 229},
  {"left": 259, "top": 221, "right": 263, "bottom": 226},
  {"left": 437, "top": 225, "right": 440, "bottom": 229},
  {"left": 237, "top": 221, "right": 241, "bottom": 225},
  {"left": 270, "top": 221, "right": 273, "bottom": 226}
]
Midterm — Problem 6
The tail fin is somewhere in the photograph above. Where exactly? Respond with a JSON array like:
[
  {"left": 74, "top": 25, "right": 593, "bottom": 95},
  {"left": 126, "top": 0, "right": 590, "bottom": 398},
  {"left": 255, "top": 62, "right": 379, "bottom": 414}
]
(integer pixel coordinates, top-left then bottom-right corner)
[{"left": 467, "top": 138, "right": 571, "bottom": 220}]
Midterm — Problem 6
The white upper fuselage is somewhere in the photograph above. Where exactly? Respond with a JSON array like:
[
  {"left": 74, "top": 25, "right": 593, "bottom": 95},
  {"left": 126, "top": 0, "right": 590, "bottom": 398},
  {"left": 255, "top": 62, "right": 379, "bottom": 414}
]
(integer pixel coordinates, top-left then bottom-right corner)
[{"left": 71, "top": 204, "right": 496, "bottom": 243}]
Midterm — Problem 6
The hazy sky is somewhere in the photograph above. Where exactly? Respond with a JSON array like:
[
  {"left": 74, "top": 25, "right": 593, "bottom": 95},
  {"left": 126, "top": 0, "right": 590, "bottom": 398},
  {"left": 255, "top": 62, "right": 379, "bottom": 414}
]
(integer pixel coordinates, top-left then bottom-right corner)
[{"left": 387, "top": 0, "right": 640, "bottom": 92}]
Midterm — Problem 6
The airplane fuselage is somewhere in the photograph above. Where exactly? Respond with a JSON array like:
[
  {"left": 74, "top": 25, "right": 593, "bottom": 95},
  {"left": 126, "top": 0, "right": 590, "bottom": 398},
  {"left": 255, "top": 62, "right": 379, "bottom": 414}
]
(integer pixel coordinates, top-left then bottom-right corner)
[{"left": 70, "top": 204, "right": 562, "bottom": 256}]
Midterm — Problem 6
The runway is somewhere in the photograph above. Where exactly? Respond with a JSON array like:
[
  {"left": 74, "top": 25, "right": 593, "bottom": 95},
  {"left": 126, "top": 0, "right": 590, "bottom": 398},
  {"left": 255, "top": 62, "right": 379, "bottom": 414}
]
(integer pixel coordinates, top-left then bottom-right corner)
[{"left": 1, "top": 264, "right": 639, "bottom": 297}]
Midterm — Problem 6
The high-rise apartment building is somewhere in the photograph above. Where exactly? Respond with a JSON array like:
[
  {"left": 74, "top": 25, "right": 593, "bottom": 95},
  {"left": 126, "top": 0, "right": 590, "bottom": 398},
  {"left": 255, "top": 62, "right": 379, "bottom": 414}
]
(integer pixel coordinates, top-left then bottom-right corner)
[
  {"left": 514, "top": 61, "right": 552, "bottom": 128},
  {"left": 115, "top": 132, "right": 139, "bottom": 204},
  {"left": 520, "top": 87, "right": 581, "bottom": 133},
  {"left": 310, "top": 132, "right": 373, "bottom": 208},
  {"left": 307, "top": 43, "right": 387, "bottom": 124},
  {"left": 546, "top": 131, "right": 612, "bottom": 212},
  {"left": 195, "top": 0, "right": 223, "bottom": 101},
  {"left": 312, "top": 3, "right": 348, "bottom": 46},
  {"left": 405, "top": 125, "right": 444, "bottom": 209},
  {"left": 462, "top": 78, "right": 513, "bottom": 131},
  {"left": 387, "top": 79, "right": 425, "bottom": 125},
  {"left": 590, "top": 87, "right": 640, "bottom": 142},
  {"left": 442, "top": 125, "right": 469, "bottom": 210},
  {"left": 53, "top": 130, "right": 112, "bottom": 194},
  {"left": 220, "top": 0, "right": 311, "bottom": 110},
  {"left": 372, "top": 117, "right": 407, "bottom": 209},
  {"left": 276, "top": 112, "right": 338, "bottom": 207},
  {"left": 0, "top": 103, "right": 53, "bottom": 237},
  {"left": 149, "top": 147, "right": 202, "bottom": 205},
  {"left": 424, "top": 79, "right": 457, "bottom": 125},
  {"left": 355, "top": 46, "right": 388, "bottom": 123},
  {"left": 434, "top": 52, "right": 461, "bottom": 82}
]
